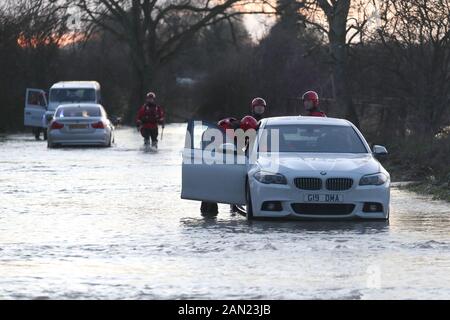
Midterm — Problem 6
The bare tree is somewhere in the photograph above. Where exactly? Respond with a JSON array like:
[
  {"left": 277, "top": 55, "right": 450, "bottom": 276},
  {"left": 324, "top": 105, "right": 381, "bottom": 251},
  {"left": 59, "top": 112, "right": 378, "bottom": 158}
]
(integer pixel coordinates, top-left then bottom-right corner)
[
  {"left": 11, "top": 0, "right": 69, "bottom": 47},
  {"left": 0, "top": 0, "right": 69, "bottom": 131},
  {"left": 294, "top": 0, "right": 379, "bottom": 126},
  {"left": 377, "top": 0, "right": 450, "bottom": 138},
  {"left": 76, "top": 0, "right": 271, "bottom": 118}
]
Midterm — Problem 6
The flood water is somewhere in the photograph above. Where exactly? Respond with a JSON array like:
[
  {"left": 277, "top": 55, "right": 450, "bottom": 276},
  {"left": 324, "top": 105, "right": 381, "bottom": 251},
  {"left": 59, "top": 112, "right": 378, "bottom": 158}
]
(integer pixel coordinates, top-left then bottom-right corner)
[{"left": 0, "top": 125, "right": 449, "bottom": 299}]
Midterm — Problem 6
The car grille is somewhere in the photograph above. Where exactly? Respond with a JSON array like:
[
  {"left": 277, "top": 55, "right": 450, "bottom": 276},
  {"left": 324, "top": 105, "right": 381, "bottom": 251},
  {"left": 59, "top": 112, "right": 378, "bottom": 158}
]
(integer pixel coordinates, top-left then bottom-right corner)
[
  {"left": 294, "top": 178, "right": 322, "bottom": 190},
  {"left": 326, "top": 178, "right": 354, "bottom": 191},
  {"left": 294, "top": 177, "right": 353, "bottom": 191},
  {"left": 291, "top": 203, "right": 355, "bottom": 215}
]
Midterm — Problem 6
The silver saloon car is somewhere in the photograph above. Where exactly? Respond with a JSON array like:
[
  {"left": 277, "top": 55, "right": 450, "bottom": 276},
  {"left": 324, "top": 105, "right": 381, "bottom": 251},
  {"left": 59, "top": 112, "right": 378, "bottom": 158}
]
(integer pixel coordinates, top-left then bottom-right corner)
[{"left": 47, "top": 104, "right": 114, "bottom": 148}]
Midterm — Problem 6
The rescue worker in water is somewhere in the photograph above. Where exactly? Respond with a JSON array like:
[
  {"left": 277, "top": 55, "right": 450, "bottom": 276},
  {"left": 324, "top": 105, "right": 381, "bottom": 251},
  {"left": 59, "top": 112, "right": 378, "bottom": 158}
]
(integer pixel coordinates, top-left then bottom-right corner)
[{"left": 136, "top": 92, "right": 165, "bottom": 148}]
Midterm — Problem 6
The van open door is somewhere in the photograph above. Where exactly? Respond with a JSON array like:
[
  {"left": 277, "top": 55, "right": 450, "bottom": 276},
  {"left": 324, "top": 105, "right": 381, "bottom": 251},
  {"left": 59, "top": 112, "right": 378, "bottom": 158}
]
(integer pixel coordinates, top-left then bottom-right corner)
[{"left": 24, "top": 89, "right": 47, "bottom": 127}]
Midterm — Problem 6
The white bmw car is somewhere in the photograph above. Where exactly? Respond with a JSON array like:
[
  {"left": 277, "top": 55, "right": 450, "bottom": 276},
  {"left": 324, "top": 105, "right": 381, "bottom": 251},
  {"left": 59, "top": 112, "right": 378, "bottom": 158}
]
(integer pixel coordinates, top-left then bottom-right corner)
[{"left": 182, "top": 116, "right": 390, "bottom": 220}]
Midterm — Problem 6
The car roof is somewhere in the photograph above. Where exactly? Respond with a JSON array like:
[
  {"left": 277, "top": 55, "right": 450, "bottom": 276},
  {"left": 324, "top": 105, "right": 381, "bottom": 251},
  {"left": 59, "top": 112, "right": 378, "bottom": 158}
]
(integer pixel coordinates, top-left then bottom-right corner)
[
  {"left": 56, "top": 103, "right": 103, "bottom": 109},
  {"left": 50, "top": 81, "right": 100, "bottom": 90},
  {"left": 263, "top": 116, "right": 353, "bottom": 127}
]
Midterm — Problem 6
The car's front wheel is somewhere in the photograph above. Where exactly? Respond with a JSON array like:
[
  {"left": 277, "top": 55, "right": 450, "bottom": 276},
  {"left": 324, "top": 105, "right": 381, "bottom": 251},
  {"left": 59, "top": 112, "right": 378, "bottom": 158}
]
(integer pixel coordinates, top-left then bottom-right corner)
[{"left": 245, "top": 182, "right": 254, "bottom": 220}]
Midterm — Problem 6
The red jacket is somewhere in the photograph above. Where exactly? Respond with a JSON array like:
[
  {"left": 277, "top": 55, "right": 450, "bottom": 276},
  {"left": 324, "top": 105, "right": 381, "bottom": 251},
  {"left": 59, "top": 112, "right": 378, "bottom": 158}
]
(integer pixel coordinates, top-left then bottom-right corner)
[
  {"left": 307, "top": 110, "right": 327, "bottom": 117},
  {"left": 136, "top": 104, "right": 165, "bottom": 129}
]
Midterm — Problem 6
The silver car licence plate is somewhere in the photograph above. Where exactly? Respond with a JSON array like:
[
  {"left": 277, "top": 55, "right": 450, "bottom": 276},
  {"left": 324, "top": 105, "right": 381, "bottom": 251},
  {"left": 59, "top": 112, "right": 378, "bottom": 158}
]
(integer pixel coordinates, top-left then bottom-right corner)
[
  {"left": 304, "top": 194, "right": 344, "bottom": 203},
  {"left": 69, "top": 124, "right": 88, "bottom": 129}
]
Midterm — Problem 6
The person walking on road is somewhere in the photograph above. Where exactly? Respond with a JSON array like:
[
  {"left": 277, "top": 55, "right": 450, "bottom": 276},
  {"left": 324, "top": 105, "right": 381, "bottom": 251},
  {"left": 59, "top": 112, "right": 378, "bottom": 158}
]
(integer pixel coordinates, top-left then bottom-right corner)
[{"left": 136, "top": 92, "right": 165, "bottom": 148}]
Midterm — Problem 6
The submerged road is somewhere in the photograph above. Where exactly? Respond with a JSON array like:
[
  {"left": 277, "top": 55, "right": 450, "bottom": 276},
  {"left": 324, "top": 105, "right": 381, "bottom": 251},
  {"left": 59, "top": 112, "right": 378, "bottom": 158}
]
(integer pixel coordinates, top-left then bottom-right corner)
[{"left": 0, "top": 125, "right": 449, "bottom": 299}]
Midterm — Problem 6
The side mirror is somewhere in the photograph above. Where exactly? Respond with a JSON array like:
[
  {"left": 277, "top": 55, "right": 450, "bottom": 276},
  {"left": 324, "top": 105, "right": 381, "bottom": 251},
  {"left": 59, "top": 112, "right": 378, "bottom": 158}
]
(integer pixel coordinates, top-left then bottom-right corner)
[{"left": 373, "top": 145, "right": 388, "bottom": 157}]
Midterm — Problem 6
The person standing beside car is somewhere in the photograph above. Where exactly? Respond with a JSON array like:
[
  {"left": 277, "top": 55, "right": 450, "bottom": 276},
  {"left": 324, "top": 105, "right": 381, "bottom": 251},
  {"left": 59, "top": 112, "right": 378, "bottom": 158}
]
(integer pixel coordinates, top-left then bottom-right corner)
[
  {"left": 251, "top": 97, "right": 267, "bottom": 122},
  {"left": 301, "top": 91, "right": 327, "bottom": 117},
  {"left": 200, "top": 116, "right": 259, "bottom": 216}
]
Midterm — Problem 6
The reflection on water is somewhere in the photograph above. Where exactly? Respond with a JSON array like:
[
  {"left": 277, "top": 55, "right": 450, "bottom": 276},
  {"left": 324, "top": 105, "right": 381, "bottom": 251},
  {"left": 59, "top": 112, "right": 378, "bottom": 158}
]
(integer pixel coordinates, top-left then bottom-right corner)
[
  {"left": 180, "top": 217, "right": 390, "bottom": 234},
  {"left": 0, "top": 125, "right": 449, "bottom": 299}
]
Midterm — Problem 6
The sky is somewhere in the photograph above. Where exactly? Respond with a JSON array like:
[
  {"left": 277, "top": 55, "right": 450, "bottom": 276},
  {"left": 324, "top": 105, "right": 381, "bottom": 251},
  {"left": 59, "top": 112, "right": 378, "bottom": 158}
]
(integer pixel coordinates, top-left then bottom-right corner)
[
  {"left": 64, "top": 3, "right": 276, "bottom": 44},
  {"left": 244, "top": 13, "right": 277, "bottom": 42}
]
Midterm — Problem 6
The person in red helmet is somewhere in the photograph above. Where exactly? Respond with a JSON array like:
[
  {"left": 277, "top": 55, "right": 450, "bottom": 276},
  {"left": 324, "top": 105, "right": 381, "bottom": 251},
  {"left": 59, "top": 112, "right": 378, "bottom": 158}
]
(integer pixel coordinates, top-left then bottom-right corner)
[
  {"left": 218, "top": 116, "right": 258, "bottom": 131},
  {"left": 251, "top": 97, "right": 267, "bottom": 121},
  {"left": 240, "top": 115, "right": 259, "bottom": 131},
  {"left": 218, "top": 117, "right": 239, "bottom": 131},
  {"left": 136, "top": 92, "right": 165, "bottom": 148},
  {"left": 302, "top": 91, "right": 327, "bottom": 117},
  {"left": 200, "top": 116, "right": 258, "bottom": 216},
  {"left": 239, "top": 115, "right": 259, "bottom": 158}
]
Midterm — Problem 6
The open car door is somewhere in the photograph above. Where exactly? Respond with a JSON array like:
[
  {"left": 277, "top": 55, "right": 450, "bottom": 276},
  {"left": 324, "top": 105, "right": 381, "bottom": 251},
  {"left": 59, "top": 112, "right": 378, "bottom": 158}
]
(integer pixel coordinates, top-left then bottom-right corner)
[
  {"left": 24, "top": 88, "right": 47, "bottom": 127},
  {"left": 181, "top": 120, "right": 247, "bottom": 205}
]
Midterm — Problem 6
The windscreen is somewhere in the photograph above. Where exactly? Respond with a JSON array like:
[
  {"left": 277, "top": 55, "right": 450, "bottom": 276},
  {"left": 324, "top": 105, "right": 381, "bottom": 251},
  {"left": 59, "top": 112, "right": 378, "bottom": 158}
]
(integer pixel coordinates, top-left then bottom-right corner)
[
  {"left": 50, "top": 88, "right": 96, "bottom": 103},
  {"left": 56, "top": 106, "right": 101, "bottom": 118},
  {"left": 259, "top": 124, "right": 368, "bottom": 153}
]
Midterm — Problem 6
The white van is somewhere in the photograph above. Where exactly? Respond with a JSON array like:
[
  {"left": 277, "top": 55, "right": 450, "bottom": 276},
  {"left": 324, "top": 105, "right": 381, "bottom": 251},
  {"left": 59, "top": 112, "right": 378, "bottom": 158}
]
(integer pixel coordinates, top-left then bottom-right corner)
[{"left": 24, "top": 81, "right": 102, "bottom": 139}]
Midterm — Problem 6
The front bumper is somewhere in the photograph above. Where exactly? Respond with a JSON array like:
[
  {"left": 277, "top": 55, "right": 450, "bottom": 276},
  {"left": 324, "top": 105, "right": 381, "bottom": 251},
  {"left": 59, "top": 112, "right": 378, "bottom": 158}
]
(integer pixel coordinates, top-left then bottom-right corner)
[{"left": 249, "top": 178, "right": 390, "bottom": 220}]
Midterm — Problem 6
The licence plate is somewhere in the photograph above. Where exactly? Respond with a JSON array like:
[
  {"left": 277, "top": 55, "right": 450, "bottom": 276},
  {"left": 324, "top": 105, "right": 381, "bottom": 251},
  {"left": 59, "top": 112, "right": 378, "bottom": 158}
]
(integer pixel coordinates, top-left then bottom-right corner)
[
  {"left": 304, "top": 194, "right": 344, "bottom": 203},
  {"left": 69, "top": 124, "right": 88, "bottom": 129}
]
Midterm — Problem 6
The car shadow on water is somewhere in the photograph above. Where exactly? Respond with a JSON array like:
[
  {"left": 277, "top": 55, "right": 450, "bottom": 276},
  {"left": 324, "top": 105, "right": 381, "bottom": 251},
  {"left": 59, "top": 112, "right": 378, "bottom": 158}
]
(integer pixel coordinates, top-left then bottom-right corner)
[
  {"left": 180, "top": 214, "right": 390, "bottom": 235},
  {"left": 49, "top": 145, "right": 112, "bottom": 150}
]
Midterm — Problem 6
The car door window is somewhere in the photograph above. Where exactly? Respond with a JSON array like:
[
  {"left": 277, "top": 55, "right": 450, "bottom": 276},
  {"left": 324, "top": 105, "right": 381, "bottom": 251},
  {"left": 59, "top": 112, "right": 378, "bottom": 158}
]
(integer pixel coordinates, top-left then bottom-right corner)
[
  {"left": 186, "top": 120, "right": 224, "bottom": 150},
  {"left": 27, "top": 91, "right": 46, "bottom": 107}
]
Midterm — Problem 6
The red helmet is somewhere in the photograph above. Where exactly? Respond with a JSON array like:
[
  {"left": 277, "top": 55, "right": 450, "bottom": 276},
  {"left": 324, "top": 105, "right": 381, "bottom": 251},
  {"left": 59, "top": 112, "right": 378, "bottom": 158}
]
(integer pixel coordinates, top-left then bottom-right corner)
[
  {"left": 251, "top": 97, "right": 266, "bottom": 108},
  {"left": 146, "top": 92, "right": 156, "bottom": 100},
  {"left": 240, "top": 116, "right": 258, "bottom": 131},
  {"left": 218, "top": 117, "right": 238, "bottom": 131},
  {"left": 302, "top": 91, "right": 319, "bottom": 107},
  {"left": 251, "top": 97, "right": 267, "bottom": 114}
]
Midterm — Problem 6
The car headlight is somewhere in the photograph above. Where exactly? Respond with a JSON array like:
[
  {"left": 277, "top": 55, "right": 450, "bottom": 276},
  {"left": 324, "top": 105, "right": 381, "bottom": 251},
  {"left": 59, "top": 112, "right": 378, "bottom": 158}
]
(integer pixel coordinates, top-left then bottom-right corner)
[
  {"left": 359, "top": 173, "right": 388, "bottom": 186},
  {"left": 254, "top": 171, "right": 287, "bottom": 185}
]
